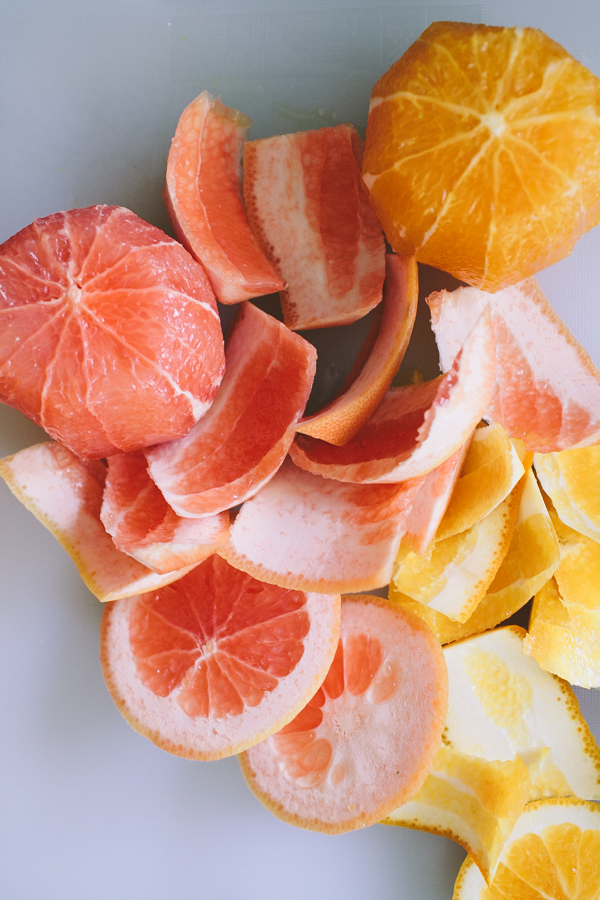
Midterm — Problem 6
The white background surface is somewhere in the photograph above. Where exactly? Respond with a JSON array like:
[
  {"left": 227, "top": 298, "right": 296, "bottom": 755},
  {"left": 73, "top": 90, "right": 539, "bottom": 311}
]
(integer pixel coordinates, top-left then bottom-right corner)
[{"left": 1, "top": 1, "right": 600, "bottom": 898}]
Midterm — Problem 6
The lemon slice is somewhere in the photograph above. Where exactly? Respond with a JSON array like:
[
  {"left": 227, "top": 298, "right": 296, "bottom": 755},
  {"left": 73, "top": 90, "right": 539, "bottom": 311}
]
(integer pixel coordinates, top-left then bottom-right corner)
[
  {"left": 534, "top": 446, "right": 600, "bottom": 544},
  {"left": 443, "top": 626, "right": 600, "bottom": 803},
  {"left": 453, "top": 797, "right": 600, "bottom": 900},
  {"left": 385, "top": 745, "right": 532, "bottom": 881}
]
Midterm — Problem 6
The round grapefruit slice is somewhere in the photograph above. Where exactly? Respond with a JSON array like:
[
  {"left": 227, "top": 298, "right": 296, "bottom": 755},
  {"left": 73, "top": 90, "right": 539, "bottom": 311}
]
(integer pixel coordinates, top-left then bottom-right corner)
[
  {"left": 244, "top": 124, "right": 385, "bottom": 330},
  {"left": 165, "top": 91, "right": 284, "bottom": 303},
  {"left": 239, "top": 593, "right": 448, "bottom": 834},
  {"left": 0, "top": 205, "right": 225, "bottom": 459},
  {"left": 100, "top": 555, "right": 340, "bottom": 760},
  {"left": 145, "top": 302, "right": 316, "bottom": 518}
]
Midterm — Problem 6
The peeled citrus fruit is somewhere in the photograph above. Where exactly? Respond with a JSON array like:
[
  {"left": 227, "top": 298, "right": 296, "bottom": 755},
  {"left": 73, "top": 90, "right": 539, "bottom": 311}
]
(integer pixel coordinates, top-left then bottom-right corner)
[
  {"left": 100, "top": 555, "right": 340, "bottom": 760},
  {"left": 553, "top": 540, "right": 600, "bottom": 633},
  {"left": 0, "top": 205, "right": 225, "bottom": 459},
  {"left": 244, "top": 123, "right": 385, "bottom": 330},
  {"left": 534, "top": 445, "right": 600, "bottom": 543},
  {"left": 453, "top": 797, "right": 600, "bottom": 900},
  {"left": 239, "top": 593, "right": 448, "bottom": 833},
  {"left": 363, "top": 22, "right": 600, "bottom": 292}
]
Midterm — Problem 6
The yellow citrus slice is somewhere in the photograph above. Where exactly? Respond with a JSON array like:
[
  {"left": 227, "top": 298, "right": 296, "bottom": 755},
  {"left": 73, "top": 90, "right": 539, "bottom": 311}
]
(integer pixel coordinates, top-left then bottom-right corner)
[
  {"left": 539, "top": 483, "right": 593, "bottom": 544},
  {"left": 385, "top": 745, "right": 532, "bottom": 881},
  {"left": 453, "top": 797, "right": 600, "bottom": 900},
  {"left": 554, "top": 540, "right": 600, "bottom": 632},
  {"left": 443, "top": 626, "right": 600, "bottom": 803},
  {"left": 534, "top": 446, "right": 600, "bottom": 544}
]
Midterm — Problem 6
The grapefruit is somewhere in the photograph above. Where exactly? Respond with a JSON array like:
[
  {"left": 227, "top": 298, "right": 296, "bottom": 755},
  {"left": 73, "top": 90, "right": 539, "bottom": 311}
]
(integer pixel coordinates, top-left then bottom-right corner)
[
  {"left": 164, "top": 91, "right": 284, "bottom": 303},
  {"left": 100, "top": 555, "right": 341, "bottom": 760},
  {"left": 244, "top": 123, "right": 386, "bottom": 330},
  {"left": 239, "top": 593, "right": 448, "bottom": 834},
  {"left": 0, "top": 205, "right": 225, "bottom": 459}
]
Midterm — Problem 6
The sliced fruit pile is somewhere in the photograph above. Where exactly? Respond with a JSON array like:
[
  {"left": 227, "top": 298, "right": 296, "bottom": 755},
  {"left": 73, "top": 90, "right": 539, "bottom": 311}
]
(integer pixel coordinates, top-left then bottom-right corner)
[{"left": 1, "top": 16, "right": 600, "bottom": 892}]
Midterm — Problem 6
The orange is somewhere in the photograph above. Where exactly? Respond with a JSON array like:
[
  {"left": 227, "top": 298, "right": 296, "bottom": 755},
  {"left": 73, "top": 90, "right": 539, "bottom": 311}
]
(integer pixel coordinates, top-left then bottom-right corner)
[
  {"left": 165, "top": 91, "right": 284, "bottom": 303},
  {"left": 100, "top": 554, "right": 341, "bottom": 760},
  {"left": 239, "top": 593, "right": 448, "bottom": 833},
  {"left": 0, "top": 205, "right": 225, "bottom": 459},
  {"left": 363, "top": 22, "right": 600, "bottom": 292}
]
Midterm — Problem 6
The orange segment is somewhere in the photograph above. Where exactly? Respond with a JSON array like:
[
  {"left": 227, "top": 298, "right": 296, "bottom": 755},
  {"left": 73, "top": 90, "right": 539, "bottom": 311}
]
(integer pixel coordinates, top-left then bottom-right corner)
[
  {"left": 239, "top": 593, "right": 448, "bottom": 833},
  {"left": 296, "top": 254, "right": 418, "bottom": 445},
  {"left": 363, "top": 23, "right": 600, "bottom": 291},
  {"left": 428, "top": 278, "right": 600, "bottom": 452},
  {"left": 164, "top": 91, "right": 284, "bottom": 303},
  {"left": 534, "top": 446, "right": 600, "bottom": 543},
  {"left": 100, "top": 555, "right": 341, "bottom": 760},
  {"left": 244, "top": 124, "right": 385, "bottom": 330}
]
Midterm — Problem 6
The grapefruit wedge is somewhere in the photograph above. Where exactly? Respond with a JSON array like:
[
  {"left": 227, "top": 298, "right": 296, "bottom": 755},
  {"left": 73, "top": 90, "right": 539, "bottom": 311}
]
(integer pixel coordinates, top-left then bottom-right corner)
[
  {"left": 296, "top": 254, "right": 418, "bottom": 445},
  {"left": 290, "top": 307, "right": 496, "bottom": 483},
  {"left": 145, "top": 302, "right": 316, "bottom": 518},
  {"left": 165, "top": 91, "right": 284, "bottom": 304},
  {"left": 0, "top": 205, "right": 225, "bottom": 459},
  {"left": 100, "top": 450, "right": 229, "bottom": 574},
  {"left": 100, "top": 555, "right": 340, "bottom": 760},
  {"left": 244, "top": 124, "right": 385, "bottom": 330},
  {"left": 428, "top": 277, "right": 600, "bottom": 452},
  {"left": 239, "top": 593, "right": 448, "bottom": 834}
]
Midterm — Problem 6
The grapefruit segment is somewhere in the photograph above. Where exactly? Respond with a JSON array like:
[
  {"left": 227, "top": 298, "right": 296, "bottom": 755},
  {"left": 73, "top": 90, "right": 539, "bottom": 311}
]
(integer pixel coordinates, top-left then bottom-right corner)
[
  {"left": 100, "top": 555, "right": 341, "bottom": 760},
  {"left": 239, "top": 593, "right": 448, "bottom": 833},
  {"left": 221, "top": 456, "right": 425, "bottom": 593},
  {"left": 0, "top": 205, "right": 225, "bottom": 459},
  {"left": 428, "top": 278, "right": 600, "bottom": 452},
  {"left": 0, "top": 442, "right": 197, "bottom": 602},
  {"left": 100, "top": 450, "right": 229, "bottom": 574},
  {"left": 296, "top": 254, "right": 418, "bottom": 445},
  {"left": 164, "top": 91, "right": 284, "bottom": 303},
  {"left": 145, "top": 302, "right": 317, "bottom": 517},
  {"left": 244, "top": 124, "right": 385, "bottom": 330},
  {"left": 290, "top": 307, "right": 496, "bottom": 483}
]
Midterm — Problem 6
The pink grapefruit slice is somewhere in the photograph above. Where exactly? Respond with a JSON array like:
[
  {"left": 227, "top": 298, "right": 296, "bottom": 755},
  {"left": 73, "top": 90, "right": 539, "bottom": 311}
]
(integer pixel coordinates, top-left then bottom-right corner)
[
  {"left": 428, "top": 277, "right": 600, "bottom": 452},
  {"left": 289, "top": 307, "right": 496, "bottom": 483},
  {"left": 0, "top": 442, "right": 197, "bottom": 602},
  {"left": 165, "top": 91, "right": 284, "bottom": 303},
  {"left": 100, "top": 450, "right": 229, "bottom": 574},
  {"left": 100, "top": 555, "right": 341, "bottom": 760},
  {"left": 244, "top": 124, "right": 386, "bottom": 330},
  {"left": 239, "top": 593, "right": 448, "bottom": 834},
  {"left": 0, "top": 205, "right": 225, "bottom": 460},
  {"left": 296, "top": 253, "right": 418, "bottom": 445},
  {"left": 221, "top": 456, "right": 425, "bottom": 593},
  {"left": 145, "top": 302, "right": 317, "bottom": 518}
]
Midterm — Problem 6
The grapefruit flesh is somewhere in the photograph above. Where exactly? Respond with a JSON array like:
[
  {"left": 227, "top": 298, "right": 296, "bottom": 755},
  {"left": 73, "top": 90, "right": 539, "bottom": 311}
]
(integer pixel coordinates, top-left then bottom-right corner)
[
  {"left": 0, "top": 205, "right": 224, "bottom": 459},
  {"left": 244, "top": 124, "right": 385, "bottom": 330},
  {"left": 100, "top": 555, "right": 341, "bottom": 760},
  {"left": 239, "top": 593, "right": 448, "bottom": 834},
  {"left": 100, "top": 450, "right": 229, "bottom": 574},
  {"left": 145, "top": 302, "right": 317, "bottom": 517},
  {"left": 428, "top": 277, "right": 600, "bottom": 452},
  {"left": 290, "top": 307, "right": 496, "bottom": 483},
  {"left": 221, "top": 456, "right": 425, "bottom": 593},
  {"left": 296, "top": 253, "right": 418, "bottom": 445},
  {"left": 165, "top": 91, "right": 284, "bottom": 303}
]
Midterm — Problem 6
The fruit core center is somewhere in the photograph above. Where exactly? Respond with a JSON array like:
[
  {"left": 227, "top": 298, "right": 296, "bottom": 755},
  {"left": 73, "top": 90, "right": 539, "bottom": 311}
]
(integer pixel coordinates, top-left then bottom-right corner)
[
  {"left": 67, "top": 284, "right": 83, "bottom": 304},
  {"left": 201, "top": 638, "right": 217, "bottom": 657},
  {"left": 482, "top": 111, "right": 506, "bottom": 137},
  {"left": 331, "top": 703, "right": 362, "bottom": 738}
]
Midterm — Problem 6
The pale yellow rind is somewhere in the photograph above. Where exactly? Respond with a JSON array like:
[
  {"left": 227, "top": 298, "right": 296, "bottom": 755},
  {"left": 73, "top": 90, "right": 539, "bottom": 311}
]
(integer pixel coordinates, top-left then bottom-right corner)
[{"left": 534, "top": 446, "right": 600, "bottom": 544}]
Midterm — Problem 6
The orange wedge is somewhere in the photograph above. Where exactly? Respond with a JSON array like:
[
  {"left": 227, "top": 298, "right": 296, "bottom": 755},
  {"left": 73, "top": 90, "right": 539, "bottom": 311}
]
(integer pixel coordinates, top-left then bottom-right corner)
[{"left": 534, "top": 445, "right": 600, "bottom": 543}]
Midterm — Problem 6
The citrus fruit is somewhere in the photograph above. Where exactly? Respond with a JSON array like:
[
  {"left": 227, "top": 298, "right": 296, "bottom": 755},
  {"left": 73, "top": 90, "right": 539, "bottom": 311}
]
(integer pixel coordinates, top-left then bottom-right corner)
[
  {"left": 428, "top": 278, "right": 600, "bottom": 452},
  {"left": 290, "top": 307, "right": 495, "bottom": 483},
  {"left": 0, "top": 205, "right": 225, "bottom": 459},
  {"left": 453, "top": 797, "right": 600, "bottom": 900},
  {"left": 164, "top": 91, "right": 284, "bottom": 303},
  {"left": 443, "top": 626, "right": 600, "bottom": 803},
  {"left": 363, "top": 22, "right": 600, "bottom": 292},
  {"left": 145, "top": 302, "right": 316, "bottom": 517},
  {"left": 221, "top": 456, "right": 425, "bottom": 593},
  {"left": 239, "top": 593, "right": 448, "bottom": 833},
  {"left": 100, "top": 554, "right": 340, "bottom": 760},
  {"left": 0, "top": 442, "right": 198, "bottom": 602},
  {"left": 385, "top": 745, "right": 532, "bottom": 881},
  {"left": 296, "top": 253, "right": 417, "bottom": 446},
  {"left": 244, "top": 123, "right": 385, "bottom": 330},
  {"left": 553, "top": 540, "right": 600, "bottom": 633},
  {"left": 534, "top": 445, "right": 600, "bottom": 543},
  {"left": 100, "top": 450, "right": 229, "bottom": 574}
]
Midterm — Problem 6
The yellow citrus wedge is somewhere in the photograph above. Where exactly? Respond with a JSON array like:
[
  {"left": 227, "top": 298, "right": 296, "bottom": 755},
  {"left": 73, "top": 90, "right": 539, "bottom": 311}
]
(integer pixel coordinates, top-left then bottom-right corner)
[
  {"left": 534, "top": 446, "right": 600, "bottom": 544},
  {"left": 539, "top": 483, "right": 594, "bottom": 544},
  {"left": 554, "top": 540, "right": 600, "bottom": 632}
]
